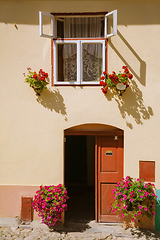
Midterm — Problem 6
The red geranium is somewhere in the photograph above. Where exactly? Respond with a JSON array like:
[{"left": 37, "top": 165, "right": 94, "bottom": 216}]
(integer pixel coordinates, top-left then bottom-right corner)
[
  {"left": 100, "top": 80, "right": 105, "bottom": 86},
  {"left": 100, "top": 66, "right": 133, "bottom": 95},
  {"left": 128, "top": 74, "right": 133, "bottom": 79},
  {"left": 33, "top": 74, "right": 37, "bottom": 79},
  {"left": 121, "top": 74, "right": 127, "bottom": 78},
  {"left": 101, "top": 88, "right": 107, "bottom": 94},
  {"left": 122, "top": 66, "right": 127, "bottom": 69},
  {"left": 24, "top": 68, "right": 49, "bottom": 95}
]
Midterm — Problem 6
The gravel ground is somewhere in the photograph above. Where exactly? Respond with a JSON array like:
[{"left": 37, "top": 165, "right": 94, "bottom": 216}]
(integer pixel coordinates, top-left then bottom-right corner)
[{"left": 0, "top": 218, "right": 160, "bottom": 240}]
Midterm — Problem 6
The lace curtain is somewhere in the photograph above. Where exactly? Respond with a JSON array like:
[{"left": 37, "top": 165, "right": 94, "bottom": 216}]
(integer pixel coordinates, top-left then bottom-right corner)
[{"left": 61, "top": 17, "right": 102, "bottom": 82}]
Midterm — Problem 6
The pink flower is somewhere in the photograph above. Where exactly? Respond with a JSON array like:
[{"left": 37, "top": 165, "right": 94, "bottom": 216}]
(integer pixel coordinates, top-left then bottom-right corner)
[
  {"left": 139, "top": 205, "right": 142, "bottom": 209},
  {"left": 112, "top": 189, "right": 116, "bottom": 194},
  {"left": 122, "top": 214, "right": 125, "bottom": 218},
  {"left": 138, "top": 211, "right": 141, "bottom": 215},
  {"left": 144, "top": 207, "right": 148, "bottom": 211},
  {"left": 132, "top": 218, "right": 135, "bottom": 221}
]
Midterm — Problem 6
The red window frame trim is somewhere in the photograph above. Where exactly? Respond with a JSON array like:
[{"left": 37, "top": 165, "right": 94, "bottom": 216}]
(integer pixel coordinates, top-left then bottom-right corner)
[{"left": 51, "top": 12, "right": 108, "bottom": 86}]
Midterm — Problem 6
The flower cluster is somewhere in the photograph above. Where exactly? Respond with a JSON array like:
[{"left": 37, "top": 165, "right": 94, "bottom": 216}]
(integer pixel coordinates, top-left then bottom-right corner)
[
  {"left": 32, "top": 184, "right": 69, "bottom": 227},
  {"left": 23, "top": 67, "right": 49, "bottom": 95},
  {"left": 100, "top": 66, "right": 133, "bottom": 94},
  {"left": 111, "top": 176, "right": 157, "bottom": 223}
]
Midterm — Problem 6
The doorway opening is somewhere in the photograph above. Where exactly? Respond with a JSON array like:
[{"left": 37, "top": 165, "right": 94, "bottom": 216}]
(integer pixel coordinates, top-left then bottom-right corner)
[{"left": 65, "top": 135, "right": 95, "bottom": 222}]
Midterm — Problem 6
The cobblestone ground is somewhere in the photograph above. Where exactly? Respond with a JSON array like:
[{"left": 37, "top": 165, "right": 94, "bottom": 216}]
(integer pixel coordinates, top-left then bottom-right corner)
[{"left": 0, "top": 219, "right": 160, "bottom": 240}]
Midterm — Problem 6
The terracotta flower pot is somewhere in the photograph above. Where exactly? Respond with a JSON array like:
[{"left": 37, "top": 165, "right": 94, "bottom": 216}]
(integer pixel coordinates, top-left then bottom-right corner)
[
  {"left": 123, "top": 213, "right": 155, "bottom": 230},
  {"left": 32, "top": 86, "right": 42, "bottom": 96}
]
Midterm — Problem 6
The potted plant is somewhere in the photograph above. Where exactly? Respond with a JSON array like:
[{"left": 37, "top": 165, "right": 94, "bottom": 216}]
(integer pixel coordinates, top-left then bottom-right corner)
[
  {"left": 32, "top": 184, "right": 69, "bottom": 227},
  {"left": 111, "top": 176, "right": 157, "bottom": 226},
  {"left": 23, "top": 67, "right": 49, "bottom": 95},
  {"left": 100, "top": 66, "right": 133, "bottom": 95}
]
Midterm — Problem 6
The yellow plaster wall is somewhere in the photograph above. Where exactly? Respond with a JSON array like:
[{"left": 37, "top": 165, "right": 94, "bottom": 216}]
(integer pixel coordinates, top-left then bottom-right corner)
[{"left": 0, "top": 1, "right": 160, "bottom": 187}]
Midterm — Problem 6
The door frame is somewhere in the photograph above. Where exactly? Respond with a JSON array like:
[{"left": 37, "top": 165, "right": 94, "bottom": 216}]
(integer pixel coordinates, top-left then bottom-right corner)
[{"left": 64, "top": 129, "right": 123, "bottom": 222}]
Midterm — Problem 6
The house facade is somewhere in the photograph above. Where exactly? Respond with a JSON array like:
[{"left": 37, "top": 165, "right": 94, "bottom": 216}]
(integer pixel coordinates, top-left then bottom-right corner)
[{"left": 0, "top": 0, "right": 160, "bottom": 230}]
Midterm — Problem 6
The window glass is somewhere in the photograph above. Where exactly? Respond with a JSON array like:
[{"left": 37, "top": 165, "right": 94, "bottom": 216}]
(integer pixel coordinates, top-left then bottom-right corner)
[
  {"left": 82, "top": 43, "right": 102, "bottom": 82},
  {"left": 57, "top": 43, "right": 77, "bottom": 82},
  {"left": 57, "top": 17, "right": 104, "bottom": 38}
]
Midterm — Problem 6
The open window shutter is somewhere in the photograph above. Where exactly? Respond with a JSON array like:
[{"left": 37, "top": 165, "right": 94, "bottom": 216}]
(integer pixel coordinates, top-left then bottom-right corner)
[
  {"left": 105, "top": 10, "right": 117, "bottom": 38},
  {"left": 39, "top": 11, "right": 56, "bottom": 38}
]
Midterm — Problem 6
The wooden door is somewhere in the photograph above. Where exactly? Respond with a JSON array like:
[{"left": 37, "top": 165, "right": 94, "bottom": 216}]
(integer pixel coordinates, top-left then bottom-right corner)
[
  {"left": 95, "top": 135, "right": 123, "bottom": 222},
  {"left": 21, "top": 197, "right": 33, "bottom": 223}
]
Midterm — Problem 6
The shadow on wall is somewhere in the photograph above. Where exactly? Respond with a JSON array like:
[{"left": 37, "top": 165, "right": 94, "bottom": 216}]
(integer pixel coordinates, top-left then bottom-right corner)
[
  {"left": 106, "top": 30, "right": 153, "bottom": 129},
  {"left": 36, "top": 88, "right": 68, "bottom": 121},
  {"left": 105, "top": 80, "right": 153, "bottom": 129},
  {"left": 109, "top": 30, "right": 146, "bottom": 86}
]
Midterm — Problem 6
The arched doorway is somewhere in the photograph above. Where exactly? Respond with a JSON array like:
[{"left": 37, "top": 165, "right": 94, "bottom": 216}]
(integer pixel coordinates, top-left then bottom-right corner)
[{"left": 64, "top": 124, "right": 124, "bottom": 223}]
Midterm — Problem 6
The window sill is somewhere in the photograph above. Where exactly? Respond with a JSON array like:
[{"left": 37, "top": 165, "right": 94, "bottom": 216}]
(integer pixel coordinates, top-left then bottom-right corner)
[{"left": 53, "top": 83, "right": 101, "bottom": 87}]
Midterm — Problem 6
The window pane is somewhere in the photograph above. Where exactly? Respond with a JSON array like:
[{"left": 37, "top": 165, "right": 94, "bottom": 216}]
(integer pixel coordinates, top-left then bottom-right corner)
[
  {"left": 82, "top": 43, "right": 102, "bottom": 82},
  {"left": 63, "top": 17, "right": 104, "bottom": 38},
  {"left": 57, "top": 44, "right": 77, "bottom": 82},
  {"left": 57, "top": 20, "right": 64, "bottom": 38}
]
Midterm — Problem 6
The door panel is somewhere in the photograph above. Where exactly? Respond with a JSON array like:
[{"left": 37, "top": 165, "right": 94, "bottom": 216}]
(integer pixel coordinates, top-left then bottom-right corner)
[{"left": 96, "top": 135, "right": 123, "bottom": 222}]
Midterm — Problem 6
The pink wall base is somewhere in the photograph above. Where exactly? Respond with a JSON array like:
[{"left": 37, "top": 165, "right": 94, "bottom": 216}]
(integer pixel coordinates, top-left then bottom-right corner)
[{"left": 0, "top": 185, "right": 41, "bottom": 220}]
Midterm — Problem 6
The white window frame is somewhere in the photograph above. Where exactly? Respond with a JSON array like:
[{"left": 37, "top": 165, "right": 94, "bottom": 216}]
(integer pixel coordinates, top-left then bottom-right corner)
[
  {"left": 54, "top": 39, "right": 105, "bottom": 85},
  {"left": 39, "top": 11, "right": 56, "bottom": 38},
  {"left": 105, "top": 10, "right": 117, "bottom": 38},
  {"left": 39, "top": 10, "right": 117, "bottom": 39}
]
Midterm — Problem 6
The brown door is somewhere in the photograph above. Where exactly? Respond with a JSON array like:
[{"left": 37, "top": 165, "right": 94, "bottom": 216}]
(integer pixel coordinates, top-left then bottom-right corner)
[
  {"left": 95, "top": 135, "right": 123, "bottom": 222},
  {"left": 21, "top": 197, "right": 33, "bottom": 223}
]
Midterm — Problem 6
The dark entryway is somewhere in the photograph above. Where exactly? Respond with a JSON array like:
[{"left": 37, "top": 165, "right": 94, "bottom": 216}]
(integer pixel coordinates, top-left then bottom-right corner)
[{"left": 65, "top": 135, "right": 95, "bottom": 222}]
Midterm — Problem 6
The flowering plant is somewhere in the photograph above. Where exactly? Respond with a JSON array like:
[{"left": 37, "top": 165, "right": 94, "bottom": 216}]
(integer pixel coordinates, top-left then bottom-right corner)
[
  {"left": 23, "top": 67, "right": 49, "bottom": 95},
  {"left": 100, "top": 66, "right": 133, "bottom": 94},
  {"left": 32, "top": 184, "right": 69, "bottom": 227},
  {"left": 111, "top": 176, "right": 157, "bottom": 224}
]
